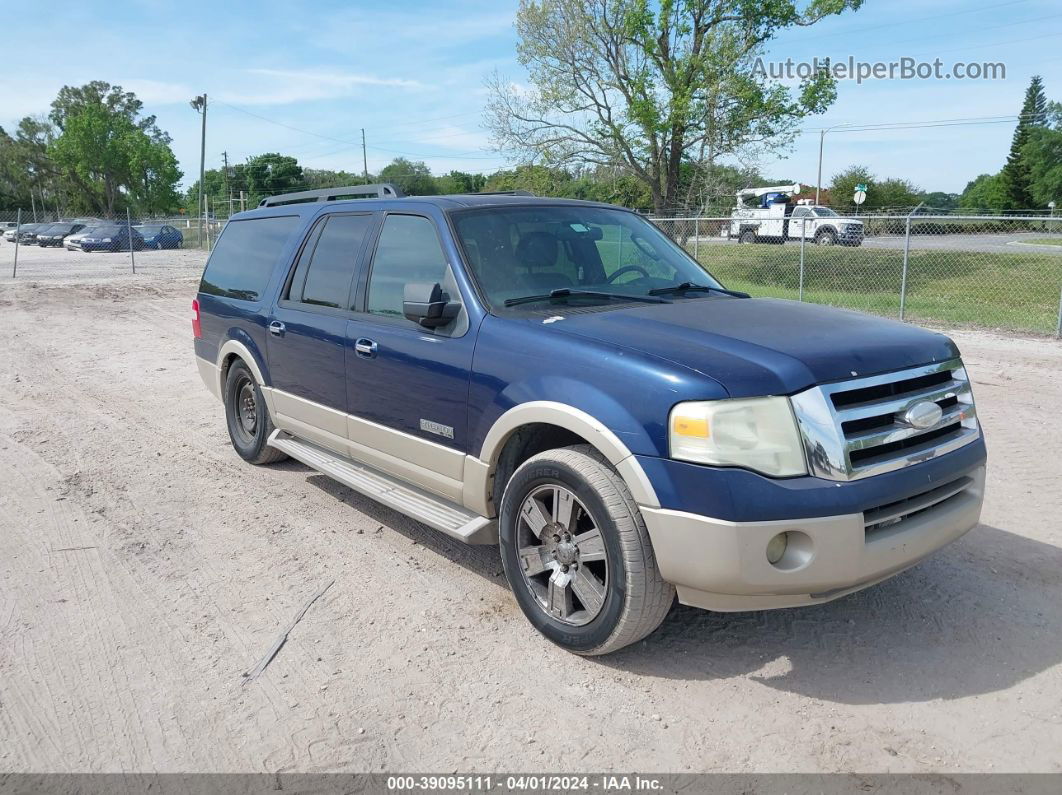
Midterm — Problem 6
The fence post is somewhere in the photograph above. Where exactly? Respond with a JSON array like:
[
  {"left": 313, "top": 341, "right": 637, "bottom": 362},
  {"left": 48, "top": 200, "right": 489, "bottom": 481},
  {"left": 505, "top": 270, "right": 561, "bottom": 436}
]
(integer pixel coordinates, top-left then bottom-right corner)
[
  {"left": 12, "top": 208, "right": 21, "bottom": 278},
  {"left": 798, "top": 216, "right": 806, "bottom": 301},
  {"left": 1056, "top": 284, "right": 1062, "bottom": 339},
  {"left": 899, "top": 203, "right": 924, "bottom": 321},
  {"left": 694, "top": 217, "right": 699, "bottom": 262},
  {"left": 127, "top": 208, "right": 136, "bottom": 274}
]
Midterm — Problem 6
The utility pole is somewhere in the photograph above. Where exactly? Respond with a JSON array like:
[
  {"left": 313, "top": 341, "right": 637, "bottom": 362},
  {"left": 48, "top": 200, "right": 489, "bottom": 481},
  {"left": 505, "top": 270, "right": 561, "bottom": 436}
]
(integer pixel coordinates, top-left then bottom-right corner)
[
  {"left": 816, "top": 131, "right": 823, "bottom": 205},
  {"left": 190, "top": 93, "right": 208, "bottom": 247},
  {"left": 361, "top": 128, "right": 369, "bottom": 182},
  {"left": 816, "top": 122, "right": 850, "bottom": 205},
  {"left": 222, "top": 150, "right": 230, "bottom": 216}
]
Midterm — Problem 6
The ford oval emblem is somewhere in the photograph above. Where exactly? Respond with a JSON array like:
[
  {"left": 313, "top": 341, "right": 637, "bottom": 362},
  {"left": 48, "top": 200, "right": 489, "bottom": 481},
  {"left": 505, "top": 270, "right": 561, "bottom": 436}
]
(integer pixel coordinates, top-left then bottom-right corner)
[{"left": 903, "top": 400, "right": 943, "bottom": 429}]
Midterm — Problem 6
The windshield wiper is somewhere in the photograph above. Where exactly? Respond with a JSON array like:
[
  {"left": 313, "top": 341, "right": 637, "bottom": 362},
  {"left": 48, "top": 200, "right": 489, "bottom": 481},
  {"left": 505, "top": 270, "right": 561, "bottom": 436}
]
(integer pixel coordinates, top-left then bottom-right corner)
[
  {"left": 648, "top": 281, "right": 750, "bottom": 298},
  {"left": 503, "top": 288, "right": 671, "bottom": 308}
]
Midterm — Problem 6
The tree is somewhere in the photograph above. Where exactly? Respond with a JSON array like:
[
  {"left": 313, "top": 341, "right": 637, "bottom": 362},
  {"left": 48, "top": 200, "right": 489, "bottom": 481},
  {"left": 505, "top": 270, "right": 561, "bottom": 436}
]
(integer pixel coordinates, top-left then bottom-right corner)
[
  {"left": 1000, "top": 75, "right": 1048, "bottom": 210},
  {"left": 959, "top": 173, "right": 1008, "bottom": 213},
  {"left": 378, "top": 157, "right": 437, "bottom": 195},
  {"left": 1023, "top": 100, "right": 1062, "bottom": 209},
  {"left": 0, "top": 118, "right": 58, "bottom": 212},
  {"left": 487, "top": 0, "right": 862, "bottom": 213},
  {"left": 304, "top": 167, "right": 368, "bottom": 190},
  {"left": 243, "top": 153, "right": 304, "bottom": 203},
  {"left": 918, "top": 191, "right": 960, "bottom": 211},
  {"left": 829, "top": 165, "right": 920, "bottom": 211},
  {"left": 50, "top": 103, "right": 181, "bottom": 216},
  {"left": 828, "top": 165, "right": 872, "bottom": 210},
  {"left": 51, "top": 81, "right": 182, "bottom": 215},
  {"left": 434, "top": 170, "right": 487, "bottom": 194}
]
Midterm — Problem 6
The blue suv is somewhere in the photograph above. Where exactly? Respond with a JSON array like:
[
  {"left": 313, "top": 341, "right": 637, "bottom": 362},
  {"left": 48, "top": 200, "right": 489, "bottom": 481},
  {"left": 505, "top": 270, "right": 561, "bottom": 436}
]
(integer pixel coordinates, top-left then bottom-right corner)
[{"left": 193, "top": 184, "right": 986, "bottom": 655}]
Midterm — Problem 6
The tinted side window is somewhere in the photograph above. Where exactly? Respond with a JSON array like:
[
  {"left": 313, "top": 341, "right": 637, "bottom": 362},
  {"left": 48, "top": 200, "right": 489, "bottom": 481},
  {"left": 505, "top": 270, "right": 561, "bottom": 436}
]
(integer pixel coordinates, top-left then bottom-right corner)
[
  {"left": 367, "top": 215, "right": 448, "bottom": 318},
  {"left": 300, "top": 214, "right": 373, "bottom": 308},
  {"left": 200, "top": 216, "right": 300, "bottom": 302}
]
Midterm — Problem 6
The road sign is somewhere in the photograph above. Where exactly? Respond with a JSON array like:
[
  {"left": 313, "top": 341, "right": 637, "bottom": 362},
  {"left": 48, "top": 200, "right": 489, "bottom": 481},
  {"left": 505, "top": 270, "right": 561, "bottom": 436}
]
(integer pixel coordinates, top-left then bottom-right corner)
[
  {"left": 855, "top": 183, "right": 868, "bottom": 192},
  {"left": 853, "top": 189, "right": 867, "bottom": 205}
]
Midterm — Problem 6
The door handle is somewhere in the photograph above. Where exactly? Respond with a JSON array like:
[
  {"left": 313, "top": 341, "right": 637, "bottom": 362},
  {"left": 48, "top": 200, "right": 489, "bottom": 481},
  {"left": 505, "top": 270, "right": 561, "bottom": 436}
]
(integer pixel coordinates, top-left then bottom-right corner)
[
  {"left": 269, "top": 321, "right": 285, "bottom": 336},
  {"left": 354, "top": 338, "right": 378, "bottom": 358}
]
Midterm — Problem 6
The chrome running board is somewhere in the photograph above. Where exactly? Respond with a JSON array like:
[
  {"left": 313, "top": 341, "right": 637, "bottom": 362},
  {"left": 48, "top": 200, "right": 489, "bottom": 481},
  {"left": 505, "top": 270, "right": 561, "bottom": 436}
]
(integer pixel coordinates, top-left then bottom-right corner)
[{"left": 268, "top": 431, "right": 497, "bottom": 544}]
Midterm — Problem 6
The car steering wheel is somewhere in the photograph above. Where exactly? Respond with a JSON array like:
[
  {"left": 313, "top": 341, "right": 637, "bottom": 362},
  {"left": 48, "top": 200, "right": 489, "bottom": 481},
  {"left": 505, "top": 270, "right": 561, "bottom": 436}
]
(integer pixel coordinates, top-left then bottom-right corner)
[{"left": 607, "top": 265, "right": 651, "bottom": 283}]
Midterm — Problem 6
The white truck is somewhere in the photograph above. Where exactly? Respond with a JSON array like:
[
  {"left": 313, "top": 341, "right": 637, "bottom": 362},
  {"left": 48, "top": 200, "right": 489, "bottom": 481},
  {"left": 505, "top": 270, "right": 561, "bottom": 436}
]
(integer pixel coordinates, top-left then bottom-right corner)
[{"left": 728, "top": 183, "right": 865, "bottom": 247}]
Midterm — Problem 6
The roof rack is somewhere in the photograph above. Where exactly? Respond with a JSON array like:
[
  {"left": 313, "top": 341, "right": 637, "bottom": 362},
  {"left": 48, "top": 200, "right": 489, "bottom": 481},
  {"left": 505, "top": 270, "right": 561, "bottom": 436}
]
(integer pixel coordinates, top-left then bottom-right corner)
[
  {"left": 259, "top": 183, "right": 404, "bottom": 207},
  {"left": 465, "top": 190, "right": 536, "bottom": 196}
]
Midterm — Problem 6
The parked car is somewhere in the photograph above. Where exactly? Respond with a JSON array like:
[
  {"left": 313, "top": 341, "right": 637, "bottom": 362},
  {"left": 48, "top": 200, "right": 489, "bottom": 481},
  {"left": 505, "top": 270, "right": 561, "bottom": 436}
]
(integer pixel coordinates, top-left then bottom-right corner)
[
  {"left": 67, "top": 224, "right": 144, "bottom": 252},
  {"left": 37, "top": 222, "right": 87, "bottom": 247},
  {"left": 135, "top": 223, "right": 184, "bottom": 249},
  {"left": 193, "top": 184, "right": 986, "bottom": 655},
  {"left": 64, "top": 226, "right": 100, "bottom": 250},
  {"left": 14, "top": 222, "right": 48, "bottom": 244}
]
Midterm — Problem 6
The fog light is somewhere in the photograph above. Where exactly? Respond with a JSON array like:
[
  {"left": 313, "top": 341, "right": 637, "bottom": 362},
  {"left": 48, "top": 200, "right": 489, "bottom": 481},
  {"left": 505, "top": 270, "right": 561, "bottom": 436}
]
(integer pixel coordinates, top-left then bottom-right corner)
[{"left": 766, "top": 532, "right": 789, "bottom": 565}]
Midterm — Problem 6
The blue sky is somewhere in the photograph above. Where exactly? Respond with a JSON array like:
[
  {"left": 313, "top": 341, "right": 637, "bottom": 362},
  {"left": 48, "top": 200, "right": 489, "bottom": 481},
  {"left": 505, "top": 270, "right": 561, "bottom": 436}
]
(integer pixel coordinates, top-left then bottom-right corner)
[{"left": 1, "top": 0, "right": 1059, "bottom": 197}]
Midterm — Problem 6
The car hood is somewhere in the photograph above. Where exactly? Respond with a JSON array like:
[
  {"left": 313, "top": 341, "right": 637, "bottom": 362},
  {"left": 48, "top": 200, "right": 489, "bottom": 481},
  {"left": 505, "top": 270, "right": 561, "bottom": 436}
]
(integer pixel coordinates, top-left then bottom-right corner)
[{"left": 542, "top": 296, "right": 959, "bottom": 397}]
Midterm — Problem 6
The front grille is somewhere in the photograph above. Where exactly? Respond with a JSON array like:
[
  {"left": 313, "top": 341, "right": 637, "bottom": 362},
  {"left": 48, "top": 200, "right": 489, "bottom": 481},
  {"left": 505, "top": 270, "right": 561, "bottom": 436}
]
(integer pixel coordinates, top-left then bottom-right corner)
[
  {"left": 790, "top": 358, "right": 980, "bottom": 481},
  {"left": 863, "top": 475, "right": 974, "bottom": 536}
]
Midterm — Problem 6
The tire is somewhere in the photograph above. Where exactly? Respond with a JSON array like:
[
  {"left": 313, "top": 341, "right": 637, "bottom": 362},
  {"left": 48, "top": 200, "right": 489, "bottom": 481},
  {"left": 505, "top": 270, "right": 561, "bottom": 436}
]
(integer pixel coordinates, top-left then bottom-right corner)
[
  {"left": 498, "top": 445, "right": 674, "bottom": 655},
  {"left": 223, "top": 360, "right": 288, "bottom": 465},
  {"left": 738, "top": 229, "right": 757, "bottom": 244},
  {"left": 815, "top": 228, "right": 837, "bottom": 246}
]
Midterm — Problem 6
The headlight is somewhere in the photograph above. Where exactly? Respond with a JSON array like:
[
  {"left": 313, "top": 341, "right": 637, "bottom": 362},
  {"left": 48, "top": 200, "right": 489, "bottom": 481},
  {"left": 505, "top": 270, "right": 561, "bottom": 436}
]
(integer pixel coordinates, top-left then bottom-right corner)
[
  {"left": 669, "top": 397, "right": 807, "bottom": 477},
  {"left": 102, "top": 237, "right": 112, "bottom": 243}
]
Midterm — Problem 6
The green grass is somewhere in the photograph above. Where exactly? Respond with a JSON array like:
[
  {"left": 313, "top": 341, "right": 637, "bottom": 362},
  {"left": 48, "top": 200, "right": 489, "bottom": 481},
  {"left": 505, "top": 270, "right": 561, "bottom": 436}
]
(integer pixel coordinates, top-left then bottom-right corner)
[{"left": 692, "top": 242, "right": 1062, "bottom": 335}]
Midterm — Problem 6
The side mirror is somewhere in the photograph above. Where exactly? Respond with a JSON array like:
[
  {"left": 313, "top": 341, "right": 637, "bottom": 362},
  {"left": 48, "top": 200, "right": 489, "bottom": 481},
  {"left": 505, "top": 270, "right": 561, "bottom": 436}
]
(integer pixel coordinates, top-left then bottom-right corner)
[{"left": 403, "top": 282, "right": 461, "bottom": 329}]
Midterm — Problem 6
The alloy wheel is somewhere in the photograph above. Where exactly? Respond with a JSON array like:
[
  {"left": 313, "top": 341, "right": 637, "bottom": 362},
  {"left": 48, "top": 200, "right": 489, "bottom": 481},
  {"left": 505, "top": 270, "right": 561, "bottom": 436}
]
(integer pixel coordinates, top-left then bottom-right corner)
[{"left": 515, "top": 484, "right": 608, "bottom": 626}]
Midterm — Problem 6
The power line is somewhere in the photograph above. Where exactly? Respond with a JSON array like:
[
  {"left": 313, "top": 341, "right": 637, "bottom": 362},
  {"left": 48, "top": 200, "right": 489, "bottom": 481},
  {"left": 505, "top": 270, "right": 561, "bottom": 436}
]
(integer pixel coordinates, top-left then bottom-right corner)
[
  {"left": 214, "top": 99, "right": 502, "bottom": 161},
  {"left": 844, "top": 11, "right": 1062, "bottom": 53},
  {"left": 801, "top": 111, "right": 1046, "bottom": 135},
  {"left": 771, "top": 0, "right": 1032, "bottom": 46}
]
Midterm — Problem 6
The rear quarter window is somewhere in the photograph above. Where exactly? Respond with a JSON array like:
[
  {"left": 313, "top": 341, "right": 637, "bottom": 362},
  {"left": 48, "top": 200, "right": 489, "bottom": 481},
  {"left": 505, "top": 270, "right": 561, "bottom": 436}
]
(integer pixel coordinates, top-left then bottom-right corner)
[{"left": 199, "top": 216, "right": 301, "bottom": 302}]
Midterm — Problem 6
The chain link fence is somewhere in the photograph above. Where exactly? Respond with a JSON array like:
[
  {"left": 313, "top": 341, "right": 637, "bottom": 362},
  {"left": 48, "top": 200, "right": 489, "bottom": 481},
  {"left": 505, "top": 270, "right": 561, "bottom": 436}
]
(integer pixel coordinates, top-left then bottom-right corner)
[
  {"left": 651, "top": 213, "right": 1062, "bottom": 337},
  {"left": 0, "top": 209, "right": 224, "bottom": 249},
  {"left": 4, "top": 205, "right": 1061, "bottom": 337}
]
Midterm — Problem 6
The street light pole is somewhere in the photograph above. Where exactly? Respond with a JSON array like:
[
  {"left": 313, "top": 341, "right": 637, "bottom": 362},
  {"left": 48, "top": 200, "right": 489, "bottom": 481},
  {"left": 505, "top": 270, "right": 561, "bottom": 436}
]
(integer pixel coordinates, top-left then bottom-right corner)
[
  {"left": 190, "top": 94, "right": 207, "bottom": 248},
  {"left": 815, "top": 122, "right": 850, "bottom": 206}
]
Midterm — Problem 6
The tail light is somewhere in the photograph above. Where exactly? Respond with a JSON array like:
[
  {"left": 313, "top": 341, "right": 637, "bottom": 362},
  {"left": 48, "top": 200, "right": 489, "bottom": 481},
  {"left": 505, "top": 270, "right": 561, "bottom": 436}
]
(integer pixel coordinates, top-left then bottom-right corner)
[{"left": 191, "top": 299, "right": 202, "bottom": 339}]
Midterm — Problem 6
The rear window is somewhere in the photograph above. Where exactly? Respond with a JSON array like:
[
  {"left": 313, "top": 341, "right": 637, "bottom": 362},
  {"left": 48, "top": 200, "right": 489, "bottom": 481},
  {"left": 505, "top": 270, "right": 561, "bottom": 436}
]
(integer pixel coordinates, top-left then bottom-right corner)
[{"left": 199, "top": 216, "right": 301, "bottom": 302}]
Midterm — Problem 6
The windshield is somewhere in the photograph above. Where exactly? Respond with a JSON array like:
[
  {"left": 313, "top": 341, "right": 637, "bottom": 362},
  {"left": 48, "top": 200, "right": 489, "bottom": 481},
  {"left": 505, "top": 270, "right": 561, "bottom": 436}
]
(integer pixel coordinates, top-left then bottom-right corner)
[
  {"left": 813, "top": 207, "right": 839, "bottom": 217},
  {"left": 137, "top": 225, "right": 163, "bottom": 234},
  {"left": 92, "top": 226, "right": 122, "bottom": 236},
  {"left": 451, "top": 206, "right": 722, "bottom": 310}
]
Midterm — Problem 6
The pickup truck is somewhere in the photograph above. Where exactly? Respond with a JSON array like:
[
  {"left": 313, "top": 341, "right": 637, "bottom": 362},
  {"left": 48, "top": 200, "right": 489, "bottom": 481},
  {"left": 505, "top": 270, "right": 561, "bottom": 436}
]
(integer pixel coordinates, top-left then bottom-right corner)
[
  {"left": 193, "top": 184, "right": 985, "bottom": 655},
  {"left": 728, "top": 184, "right": 865, "bottom": 246}
]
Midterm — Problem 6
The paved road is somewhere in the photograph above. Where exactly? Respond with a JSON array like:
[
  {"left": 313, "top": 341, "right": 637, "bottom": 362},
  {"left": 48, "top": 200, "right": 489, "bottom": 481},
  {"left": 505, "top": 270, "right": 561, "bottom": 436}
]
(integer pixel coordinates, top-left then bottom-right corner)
[
  {"left": 862, "top": 232, "right": 1062, "bottom": 255},
  {"left": 689, "top": 231, "right": 1062, "bottom": 255}
]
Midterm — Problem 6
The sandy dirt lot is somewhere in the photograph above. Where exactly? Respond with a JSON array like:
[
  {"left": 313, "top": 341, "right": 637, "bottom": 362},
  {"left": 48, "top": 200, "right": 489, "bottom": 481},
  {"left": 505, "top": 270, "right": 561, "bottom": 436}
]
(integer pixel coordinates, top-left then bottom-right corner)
[{"left": 1, "top": 244, "right": 1060, "bottom": 774}]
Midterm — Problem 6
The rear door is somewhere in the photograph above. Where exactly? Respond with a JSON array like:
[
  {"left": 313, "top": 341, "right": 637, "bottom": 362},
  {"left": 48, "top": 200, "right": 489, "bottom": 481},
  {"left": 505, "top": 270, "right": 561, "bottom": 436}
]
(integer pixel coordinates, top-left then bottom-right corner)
[
  {"left": 344, "top": 212, "right": 476, "bottom": 499},
  {"left": 266, "top": 211, "right": 377, "bottom": 452}
]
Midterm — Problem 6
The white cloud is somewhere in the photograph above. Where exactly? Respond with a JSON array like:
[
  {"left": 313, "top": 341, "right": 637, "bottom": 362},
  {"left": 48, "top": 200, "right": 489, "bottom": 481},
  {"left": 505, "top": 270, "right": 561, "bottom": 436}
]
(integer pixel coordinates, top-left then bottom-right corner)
[
  {"left": 118, "top": 79, "right": 196, "bottom": 106},
  {"left": 217, "top": 68, "right": 426, "bottom": 106},
  {"left": 408, "top": 124, "right": 489, "bottom": 151}
]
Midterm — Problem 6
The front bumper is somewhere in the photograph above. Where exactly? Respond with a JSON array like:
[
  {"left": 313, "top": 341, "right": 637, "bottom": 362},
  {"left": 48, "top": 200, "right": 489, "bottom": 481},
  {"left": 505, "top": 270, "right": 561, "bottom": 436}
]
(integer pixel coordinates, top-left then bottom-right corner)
[{"left": 640, "top": 465, "right": 985, "bottom": 612}]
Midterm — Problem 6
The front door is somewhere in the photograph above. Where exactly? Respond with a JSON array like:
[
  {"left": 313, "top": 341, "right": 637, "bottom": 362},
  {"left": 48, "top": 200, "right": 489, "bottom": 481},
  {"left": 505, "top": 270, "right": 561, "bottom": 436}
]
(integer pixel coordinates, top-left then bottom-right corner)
[
  {"left": 266, "top": 212, "right": 376, "bottom": 452},
  {"left": 344, "top": 212, "right": 477, "bottom": 500}
]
